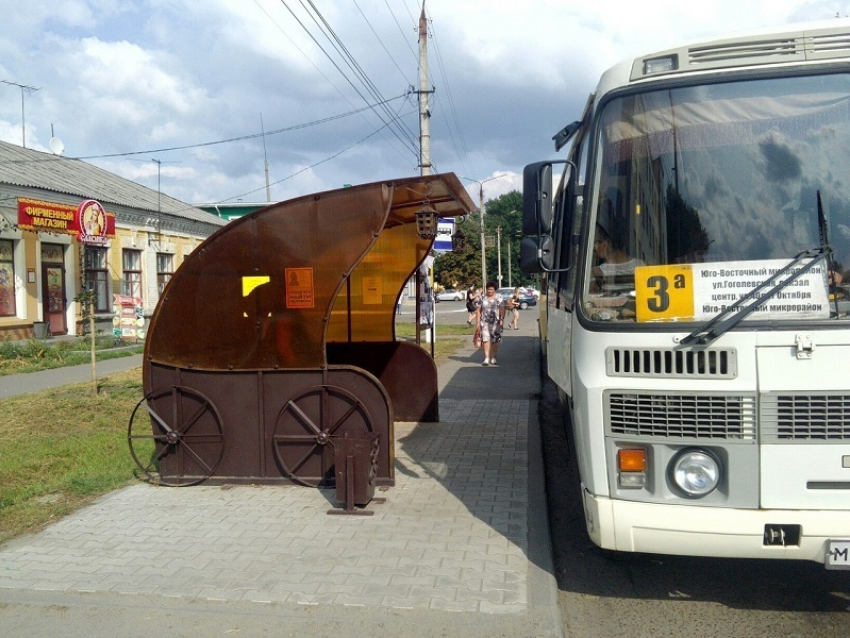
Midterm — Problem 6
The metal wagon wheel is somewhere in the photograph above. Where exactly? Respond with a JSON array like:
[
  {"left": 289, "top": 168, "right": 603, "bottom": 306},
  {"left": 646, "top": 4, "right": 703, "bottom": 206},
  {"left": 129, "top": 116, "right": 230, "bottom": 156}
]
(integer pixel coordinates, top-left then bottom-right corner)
[
  {"left": 128, "top": 385, "right": 225, "bottom": 487},
  {"left": 272, "top": 384, "right": 374, "bottom": 488}
]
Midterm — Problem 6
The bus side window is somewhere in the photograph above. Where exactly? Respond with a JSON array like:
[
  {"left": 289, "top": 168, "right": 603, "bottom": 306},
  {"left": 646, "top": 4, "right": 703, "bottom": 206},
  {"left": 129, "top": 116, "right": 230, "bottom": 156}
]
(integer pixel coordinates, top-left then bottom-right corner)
[{"left": 556, "top": 134, "right": 589, "bottom": 308}]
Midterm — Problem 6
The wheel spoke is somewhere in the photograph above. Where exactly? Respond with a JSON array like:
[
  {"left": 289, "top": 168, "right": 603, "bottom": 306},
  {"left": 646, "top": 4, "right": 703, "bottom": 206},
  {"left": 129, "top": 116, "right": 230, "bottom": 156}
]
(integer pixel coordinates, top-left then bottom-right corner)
[
  {"left": 326, "top": 400, "right": 364, "bottom": 437},
  {"left": 179, "top": 442, "right": 214, "bottom": 475},
  {"left": 128, "top": 433, "right": 169, "bottom": 443},
  {"left": 178, "top": 398, "right": 210, "bottom": 436},
  {"left": 138, "top": 400, "right": 175, "bottom": 435},
  {"left": 181, "top": 433, "right": 224, "bottom": 444},
  {"left": 286, "top": 445, "right": 323, "bottom": 476},
  {"left": 153, "top": 441, "right": 174, "bottom": 463},
  {"left": 286, "top": 400, "right": 323, "bottom": 436},
  {"left": 273, "top": 434, "right": 322, "bottom": 444}
]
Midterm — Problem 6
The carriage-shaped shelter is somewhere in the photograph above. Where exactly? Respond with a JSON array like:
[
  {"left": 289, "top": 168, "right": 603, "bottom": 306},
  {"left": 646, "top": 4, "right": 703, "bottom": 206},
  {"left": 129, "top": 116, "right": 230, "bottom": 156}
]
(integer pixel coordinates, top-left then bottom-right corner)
[{"left": 129, "top": 173, "right": 475, "bottom": 488}]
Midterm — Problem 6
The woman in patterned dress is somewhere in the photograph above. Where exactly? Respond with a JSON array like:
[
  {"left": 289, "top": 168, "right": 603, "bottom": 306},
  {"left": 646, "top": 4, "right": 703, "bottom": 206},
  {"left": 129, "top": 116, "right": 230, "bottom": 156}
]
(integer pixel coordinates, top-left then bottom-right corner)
[{"left": 475, "top": 281, "right": 505, "bottom": 366}]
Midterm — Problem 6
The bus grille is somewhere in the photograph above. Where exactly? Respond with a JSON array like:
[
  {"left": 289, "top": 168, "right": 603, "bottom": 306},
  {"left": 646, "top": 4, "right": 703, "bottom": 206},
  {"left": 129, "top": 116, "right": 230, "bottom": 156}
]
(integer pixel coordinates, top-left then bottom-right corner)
[
  {"left": 607, "top": 392, "right": 756, "bottom": 440},
  {"left": 606, "top": 347, "right": 737, "bottom": 379},
  {"left": 689, "top": 37, "right": 801, "bottom": 67},
  {"left": 761, "top": 393, "right": 850, "bottom": 441},
  {"left": 688, "top": 32, "right": 850, "bottom": 67}
]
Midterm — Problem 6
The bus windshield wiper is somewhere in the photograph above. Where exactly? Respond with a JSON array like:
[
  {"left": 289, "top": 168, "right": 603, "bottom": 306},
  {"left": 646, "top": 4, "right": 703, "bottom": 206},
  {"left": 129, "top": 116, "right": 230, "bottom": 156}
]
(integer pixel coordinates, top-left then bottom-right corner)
[
  {"left": 682, "top": 190, "right": 835, "bottom": 346},
  {"left": 680, "top": 247, "right": 826, "bottom": 346}
]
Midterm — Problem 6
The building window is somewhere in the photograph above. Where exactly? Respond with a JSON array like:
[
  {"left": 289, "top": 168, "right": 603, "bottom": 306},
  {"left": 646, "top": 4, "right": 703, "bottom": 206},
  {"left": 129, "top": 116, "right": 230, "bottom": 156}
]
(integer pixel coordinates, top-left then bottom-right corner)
[
  {"left": 122, "top": 249, "right": 142, "bottom": 299},
  {"left": 84, "top": 246, "right": 109, "bottom": 313},
  {"left": 156, "top": 253, "right": 173, "bottom": 295},
  {"left": 0, "top": 239, "right": 15, "bottom": 317}
]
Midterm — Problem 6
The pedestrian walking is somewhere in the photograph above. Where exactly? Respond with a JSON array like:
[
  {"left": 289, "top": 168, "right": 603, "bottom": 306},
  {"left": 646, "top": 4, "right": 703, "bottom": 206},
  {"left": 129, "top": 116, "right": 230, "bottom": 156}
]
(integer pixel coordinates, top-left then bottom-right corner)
[
  {"left": 508, "top": 287, "right": 521, "bottom": 330},
  {"left": 475, "top": 281, "right": 505, "bottom": 366},
  {"left": 466, "top": 284, "right": 482, "bottom": 325}
]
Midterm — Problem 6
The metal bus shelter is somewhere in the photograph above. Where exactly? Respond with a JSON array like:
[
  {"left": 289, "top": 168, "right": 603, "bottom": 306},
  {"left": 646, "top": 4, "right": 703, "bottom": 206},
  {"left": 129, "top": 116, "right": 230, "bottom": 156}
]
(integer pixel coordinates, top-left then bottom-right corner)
[{"left": 128, "top": 173, "right": 475, "bottom": 490}]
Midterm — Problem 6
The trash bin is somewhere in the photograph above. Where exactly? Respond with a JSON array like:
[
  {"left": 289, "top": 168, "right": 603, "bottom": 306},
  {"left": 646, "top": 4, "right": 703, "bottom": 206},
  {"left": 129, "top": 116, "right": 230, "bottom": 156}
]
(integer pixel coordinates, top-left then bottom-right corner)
[
  {"left": 32, "top": 322, "right": 48, "bottom": 339},
  {"left": 333, "top": 432, "right": 380, "bottom": 507}
]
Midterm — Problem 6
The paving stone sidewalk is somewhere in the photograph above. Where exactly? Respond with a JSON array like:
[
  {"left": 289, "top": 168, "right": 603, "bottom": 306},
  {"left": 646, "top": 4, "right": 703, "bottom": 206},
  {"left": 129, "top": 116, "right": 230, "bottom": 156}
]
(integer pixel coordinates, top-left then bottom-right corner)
[{"left": 0, "top": 326, "right": 562, "bottom": 637}]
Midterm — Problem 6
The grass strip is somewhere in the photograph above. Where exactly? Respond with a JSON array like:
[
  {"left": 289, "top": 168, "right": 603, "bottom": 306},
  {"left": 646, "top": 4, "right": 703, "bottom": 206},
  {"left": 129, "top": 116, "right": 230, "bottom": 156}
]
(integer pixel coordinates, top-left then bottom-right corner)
[
  {"left": 0, "top": 368, "right": 144, "bottom": 545},
  {"left": 0, "top": 336, "right": 467, "bottom": 545},
  {"left": 0, "top": 339, "right": 144, "bottom": 376}
]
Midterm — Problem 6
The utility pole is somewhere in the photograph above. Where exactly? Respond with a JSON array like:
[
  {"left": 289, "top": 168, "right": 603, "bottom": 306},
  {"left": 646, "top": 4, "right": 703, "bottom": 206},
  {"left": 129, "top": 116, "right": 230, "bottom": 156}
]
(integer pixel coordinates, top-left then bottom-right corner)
[
  {"left": 416, "top": 3, "right": 435, "bottom": 349},
  {"left": 1, "top": 80, "right": 40, "bottom": 148},
  {"left": 497, "top": 224, "right": 502, "bottom": 288},
  {"left": 507, "top": 235, "right": 512, "bottom": 288},
  {"left": 417, "top": 4, "right": 432, "bottom": 176},
  {"left": 479, "top": 185, "right": 487, "bottom": 286}
]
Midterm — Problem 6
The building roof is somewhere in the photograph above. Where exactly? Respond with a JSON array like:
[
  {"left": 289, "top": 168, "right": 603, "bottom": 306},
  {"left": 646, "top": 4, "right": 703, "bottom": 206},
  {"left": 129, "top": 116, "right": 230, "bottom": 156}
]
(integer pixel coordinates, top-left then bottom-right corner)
[
  {"left": 197, "top": 202, "right": 268, "bottom": 221},
  {"left": 0, "top": 140, "right": 225, "bottom": 227}
]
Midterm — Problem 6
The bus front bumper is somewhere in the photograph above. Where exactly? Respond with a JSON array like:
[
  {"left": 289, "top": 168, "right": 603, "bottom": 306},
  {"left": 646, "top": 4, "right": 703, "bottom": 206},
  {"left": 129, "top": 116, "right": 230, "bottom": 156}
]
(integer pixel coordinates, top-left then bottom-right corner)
[{"left": 583, "top": 490, "right": 850, "bottom": 564}]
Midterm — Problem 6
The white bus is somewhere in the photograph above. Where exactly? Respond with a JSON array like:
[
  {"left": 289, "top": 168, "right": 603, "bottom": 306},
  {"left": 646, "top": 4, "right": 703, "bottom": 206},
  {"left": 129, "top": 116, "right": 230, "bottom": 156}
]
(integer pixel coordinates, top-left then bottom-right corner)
[{"left": 521, "top": 20, "right": 850, "bottom": 567}]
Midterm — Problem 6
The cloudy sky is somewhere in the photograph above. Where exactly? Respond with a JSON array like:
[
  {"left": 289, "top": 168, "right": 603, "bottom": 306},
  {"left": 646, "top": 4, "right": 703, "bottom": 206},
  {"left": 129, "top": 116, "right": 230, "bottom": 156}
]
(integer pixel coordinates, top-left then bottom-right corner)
[{"left": 1, "top": 0, "right": 848, "bottom": 207}]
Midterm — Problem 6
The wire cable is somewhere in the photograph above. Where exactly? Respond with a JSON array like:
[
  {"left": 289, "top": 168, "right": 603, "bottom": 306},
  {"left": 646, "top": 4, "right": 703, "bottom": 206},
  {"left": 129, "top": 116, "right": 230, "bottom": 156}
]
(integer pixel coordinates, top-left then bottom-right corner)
[
  {"left": 278, "top": 0, "right": 417, "bottom": 157},
  {"left": 70, "top": 95, "right": 409, "bottom": 161}
]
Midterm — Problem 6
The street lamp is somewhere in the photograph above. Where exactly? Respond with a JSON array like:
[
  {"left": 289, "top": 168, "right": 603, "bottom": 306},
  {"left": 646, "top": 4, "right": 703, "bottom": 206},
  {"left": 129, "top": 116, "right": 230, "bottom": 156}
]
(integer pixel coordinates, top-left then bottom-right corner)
[{"left": 462, "top": 174, "right": 510, "bottom": 288}]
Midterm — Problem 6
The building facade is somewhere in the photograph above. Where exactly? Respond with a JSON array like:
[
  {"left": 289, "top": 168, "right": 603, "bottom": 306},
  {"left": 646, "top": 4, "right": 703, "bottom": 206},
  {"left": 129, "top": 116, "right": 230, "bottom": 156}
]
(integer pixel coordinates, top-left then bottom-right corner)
[{"left": 0, "top": 140, "right": 226, "bottom": 341}]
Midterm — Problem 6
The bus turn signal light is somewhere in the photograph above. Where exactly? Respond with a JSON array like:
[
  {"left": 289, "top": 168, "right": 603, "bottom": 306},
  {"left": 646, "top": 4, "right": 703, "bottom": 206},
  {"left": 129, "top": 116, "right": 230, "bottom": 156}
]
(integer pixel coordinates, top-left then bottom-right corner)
[
  {"left": 618, "top": 449, "right": 646, "bottom": 472},
  {"left": 617, "top": 448, "right": 647, "bottom": 489}
]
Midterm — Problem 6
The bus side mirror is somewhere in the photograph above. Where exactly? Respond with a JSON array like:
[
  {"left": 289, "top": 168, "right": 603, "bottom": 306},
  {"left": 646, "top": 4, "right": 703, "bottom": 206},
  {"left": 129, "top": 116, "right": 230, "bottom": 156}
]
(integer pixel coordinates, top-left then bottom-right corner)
[
  {"left": 521, "top": 160, "right": 569, "bottom": 273},
  {"left": 520, "top": 236, "right": 554, "bottom": 273},
  {"left": 522, "top": 162, "right": 555, "bottom": 235}
]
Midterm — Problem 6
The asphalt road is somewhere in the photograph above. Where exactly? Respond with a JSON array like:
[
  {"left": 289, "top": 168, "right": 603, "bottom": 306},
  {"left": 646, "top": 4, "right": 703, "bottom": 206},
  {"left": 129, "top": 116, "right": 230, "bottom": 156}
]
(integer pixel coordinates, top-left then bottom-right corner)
[
  {"left": 402, "top": 298, "right": 539, "bottom": 327},
  {"left": 537, "top": 374, "right": 850, "bottom": 638}
]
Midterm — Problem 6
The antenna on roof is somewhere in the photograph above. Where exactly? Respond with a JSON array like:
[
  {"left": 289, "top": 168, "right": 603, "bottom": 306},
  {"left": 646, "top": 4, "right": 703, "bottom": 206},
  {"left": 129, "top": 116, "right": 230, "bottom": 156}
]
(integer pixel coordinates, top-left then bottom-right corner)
[{"left": 49, "top": 137, "right": 65, "bottom": 156}]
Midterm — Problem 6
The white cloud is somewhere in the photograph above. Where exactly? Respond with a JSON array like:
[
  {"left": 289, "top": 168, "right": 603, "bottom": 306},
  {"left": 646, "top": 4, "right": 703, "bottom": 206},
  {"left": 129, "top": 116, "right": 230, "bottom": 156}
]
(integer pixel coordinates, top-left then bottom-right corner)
[{"left": 1, "top": 0, "right": 849, "bottom": 206}]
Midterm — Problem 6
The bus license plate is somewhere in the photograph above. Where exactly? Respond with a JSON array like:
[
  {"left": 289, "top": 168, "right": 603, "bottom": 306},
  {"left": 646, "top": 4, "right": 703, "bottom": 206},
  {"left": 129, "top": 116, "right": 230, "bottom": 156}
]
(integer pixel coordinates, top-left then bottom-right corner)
[{"left": 826, "top": 540, "right": 850, "bottom": 570}]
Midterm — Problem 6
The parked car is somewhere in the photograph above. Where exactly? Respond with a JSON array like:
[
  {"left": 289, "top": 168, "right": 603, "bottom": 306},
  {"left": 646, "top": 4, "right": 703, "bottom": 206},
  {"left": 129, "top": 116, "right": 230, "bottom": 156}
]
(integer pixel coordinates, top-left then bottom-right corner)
[
  {"left": 497, "top": 288, "right": 537, "bottom": 309},
  {"left": 523, "top": 287, "right": 541, "bottom": 300},
  {"left": 436, "top": 289, "right": 464, "bottom": 302}
]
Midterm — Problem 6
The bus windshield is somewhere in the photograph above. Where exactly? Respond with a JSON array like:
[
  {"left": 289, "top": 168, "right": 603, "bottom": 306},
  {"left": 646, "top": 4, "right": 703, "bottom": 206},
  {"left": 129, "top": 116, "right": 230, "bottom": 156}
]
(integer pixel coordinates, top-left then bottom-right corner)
[{"left": 583, "top": 73, "right": 850, "bottom": 324}]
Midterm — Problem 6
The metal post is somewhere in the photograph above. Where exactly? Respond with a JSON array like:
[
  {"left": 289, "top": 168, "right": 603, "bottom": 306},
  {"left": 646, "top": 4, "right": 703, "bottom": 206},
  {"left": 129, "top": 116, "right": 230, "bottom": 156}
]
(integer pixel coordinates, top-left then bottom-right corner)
[
  {"left": 479, "top": 185, "right": 487, "bottom": 286},
  {"left": 497, "top": 224, "right": 502, "bottom": 288},
  {"left": 507, "top": 235, "right": 512, "bottom": 288},
  {"left": 90, "top": 297, "right": 97, "bottom": 393},
  {"left": 1, "top": 80, "right": 40, "bottom": 148}
]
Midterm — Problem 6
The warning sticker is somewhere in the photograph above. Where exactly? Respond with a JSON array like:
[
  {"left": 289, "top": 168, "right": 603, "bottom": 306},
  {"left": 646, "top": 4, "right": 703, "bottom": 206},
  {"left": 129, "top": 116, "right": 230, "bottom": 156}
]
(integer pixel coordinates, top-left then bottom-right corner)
[
  {"left": 285, "top": 267, "right": 315, "bottom": 309},
  {"left": 362, "top": 276, "right": 383, "bottom": 305}
]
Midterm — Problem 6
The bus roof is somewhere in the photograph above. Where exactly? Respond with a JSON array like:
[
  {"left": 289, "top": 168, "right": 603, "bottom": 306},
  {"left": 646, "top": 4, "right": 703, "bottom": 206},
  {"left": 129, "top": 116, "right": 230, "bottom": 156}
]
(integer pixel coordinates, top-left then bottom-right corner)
[{"left": 594, "top": 19, "right": 850, "bottom": 100}]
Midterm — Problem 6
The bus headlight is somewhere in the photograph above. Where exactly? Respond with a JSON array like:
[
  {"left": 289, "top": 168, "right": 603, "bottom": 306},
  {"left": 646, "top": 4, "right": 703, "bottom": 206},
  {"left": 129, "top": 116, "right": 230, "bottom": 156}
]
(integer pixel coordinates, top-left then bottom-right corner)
[{"left": 670, "top": 449, "right": 720, "bottom": 498}]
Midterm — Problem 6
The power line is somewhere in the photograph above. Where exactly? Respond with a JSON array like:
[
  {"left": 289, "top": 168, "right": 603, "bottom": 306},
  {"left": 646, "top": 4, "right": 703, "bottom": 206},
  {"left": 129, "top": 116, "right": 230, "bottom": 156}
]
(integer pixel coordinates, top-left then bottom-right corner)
[
  {"left": 353, "top": 0, "right": 409, "bottom": 85},
  {"left": 69, "top": 95, "right": 407, "bottom": 160},
  {"left": 277, "top": 0, "right": 417, "bottom": 158},
  {"left": 252, "top": 0, "right": 414, "bottom": 166},
  {"left": 301, "top": 0, "right": 418, "bottom": 147},
  {"left": 210, "top": 110, "right": 413, "bottom": 204},
  {"left": 427, "top": 13, "right": 475, "bottom": 178}
]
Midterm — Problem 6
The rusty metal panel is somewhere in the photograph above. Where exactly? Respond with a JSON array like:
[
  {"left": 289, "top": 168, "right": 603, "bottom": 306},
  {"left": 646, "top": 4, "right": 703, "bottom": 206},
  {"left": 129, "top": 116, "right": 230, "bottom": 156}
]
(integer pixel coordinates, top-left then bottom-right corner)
[
  {"left": 327, "top": 342, "right": 438, "bottom": 422},
  {"left": 146, "top": 185, "right": 390, "bottom": 371},
  {"left": 139, "top": 364, "right": 393, "bottom": 486}
]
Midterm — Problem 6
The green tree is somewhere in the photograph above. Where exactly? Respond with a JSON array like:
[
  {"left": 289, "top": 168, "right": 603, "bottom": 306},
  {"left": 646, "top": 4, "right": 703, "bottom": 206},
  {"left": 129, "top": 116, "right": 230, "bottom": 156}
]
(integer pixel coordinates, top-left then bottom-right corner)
[{"left": 435, "top": 190, "right": 535, "bottom": 289}]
